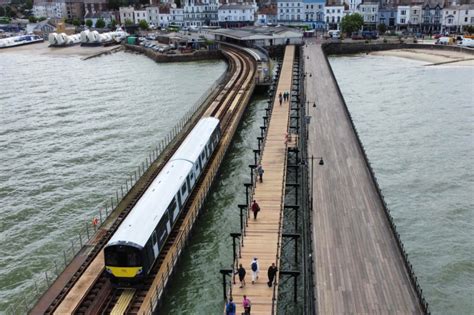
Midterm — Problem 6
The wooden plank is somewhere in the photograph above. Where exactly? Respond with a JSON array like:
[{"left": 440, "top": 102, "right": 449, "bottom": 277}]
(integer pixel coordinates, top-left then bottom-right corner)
[
  {"left": 231, "top": 46, "right": 295, "bottom": 315},
  {"left": 305, "top": 41, "right": 423, "bottom": 314}
]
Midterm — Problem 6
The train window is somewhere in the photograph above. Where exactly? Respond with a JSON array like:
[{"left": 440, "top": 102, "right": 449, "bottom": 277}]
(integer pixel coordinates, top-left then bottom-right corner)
[
  {"left": 128, "top": 252, "right": 138, "bottom": 266},
  {"left": 181, "top": 183, "right": 187, "bottom": 195},
  {"left": 152, "top": 231, "right": 157, "bottom": 244},
  {"left": 167, "top": 199, "right": 177, "bottom": 218}
]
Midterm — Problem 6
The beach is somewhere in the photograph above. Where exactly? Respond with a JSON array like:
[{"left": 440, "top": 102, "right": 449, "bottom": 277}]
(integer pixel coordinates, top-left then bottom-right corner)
[
  {"left": 371, "top": 48, "right": 474, "bottom": 66},
  {"left": 0, "top": 41, "right": 121, "bottom": 58}
]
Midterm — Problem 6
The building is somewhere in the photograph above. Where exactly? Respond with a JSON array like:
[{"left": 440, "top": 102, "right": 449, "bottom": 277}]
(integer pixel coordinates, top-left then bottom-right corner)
[
  {"left": 170, "top": 5, "right": 184, "bottom": 26},
  {"left": 378, "top": 5, "right": 397, "bottom": 29},
  {"left": 217, "top": 3, "right": 257, "bottom": 27},
  {"left": 359, "top": 2, "right": 379, "bottom": 29},
  {"left": 83, "top": 0, "right": 107, "bottom": 15},
  {"left": 421, "top": 0, "right": 443, "bottom": 34},
  {"left": 146, "top": 6, "right": 160, "bottom": 26},
  {"left": 119, "top": 6, "right": 134, "bottom": 24},
  {"left": 442, "top": 4, "right": 474, "bottom": 33},
  {"left": 397, "top": 5, "right": 410, "bottom": 29},
  {"left": 26, "top": 20, "right": 56, "bottom": 37},
  {"left": 212, "top": 26, "right": 303, "bottom": 46},
  {"left": 277, "top": 0, "right": 305, "bottom": 24},
  {"left": 183, "top": 0, "right": 219, "bottom": 27},
  {"left": 410, "top": 5, "right": 422, "bottom": 31},
  {"left": 157, "top": 6, "right": 171, "bottom": 28},
  {"left": 347, "top": 0, "right": 361, "bottom": 13},
  {"left": 33, "top": 0, "right": 67, "bottom": 19},
  {"left": 256, "top": 4, "right": 278, "bottom": 26},
  {"left": 303, "top": 0, "right": 325, "bottom": 29},
  {"left": 134, "top": 9, "right": 148, "bottom": 24},
  {"left": 325, "top": 5, "right": 345, "bottom": 30}
]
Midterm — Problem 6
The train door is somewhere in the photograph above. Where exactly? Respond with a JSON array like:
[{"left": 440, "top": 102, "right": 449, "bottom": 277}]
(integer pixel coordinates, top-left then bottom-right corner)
[
  {"left": 167, "top": 198, "right": 178, "bottom": 224},
  {"left": 157, "top": 217, "right": 168, "bottom": 251},
  {"left": 151, "top": 231, "right": 159, "bottom": 258},
  {"left": 180, "top": 182, "right": 188, "bottom": 204}
]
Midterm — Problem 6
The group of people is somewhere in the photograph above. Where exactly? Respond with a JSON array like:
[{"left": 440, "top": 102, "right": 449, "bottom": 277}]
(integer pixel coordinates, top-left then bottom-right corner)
[
  {"left": 227, "top": 258, "right": 279, "bottom": 315},
  {"left": 278, "top": 91, "right": 291, "bottom": 105}
]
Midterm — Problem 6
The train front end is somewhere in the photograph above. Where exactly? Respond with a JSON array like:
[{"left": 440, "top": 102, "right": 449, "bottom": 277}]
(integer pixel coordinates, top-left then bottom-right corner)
[{"left": 104, "top": 242, "right": 146, "bottom": 283}]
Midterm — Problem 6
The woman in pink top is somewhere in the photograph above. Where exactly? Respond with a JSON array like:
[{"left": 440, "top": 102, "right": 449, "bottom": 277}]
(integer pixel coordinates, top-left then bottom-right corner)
[{"left": 242, "top": 295, "right": 251, "bottom": 314}]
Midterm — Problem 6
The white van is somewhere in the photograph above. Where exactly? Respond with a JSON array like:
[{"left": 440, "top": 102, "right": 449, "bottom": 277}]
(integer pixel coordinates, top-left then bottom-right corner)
[
  {"left": 458, "top": 38, "right": 474, "bottom": 48},
  {"left": 328, "top": 30, "right": 341, "bottom": 39}
]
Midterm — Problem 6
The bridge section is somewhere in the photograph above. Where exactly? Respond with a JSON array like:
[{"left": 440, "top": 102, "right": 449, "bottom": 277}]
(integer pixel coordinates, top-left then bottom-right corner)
[
  {"left": 229, "top": 45, "right": 295, "bottom": 315},
  {"left": 305, "top": 42, "right": 424, "bottom": 314}
]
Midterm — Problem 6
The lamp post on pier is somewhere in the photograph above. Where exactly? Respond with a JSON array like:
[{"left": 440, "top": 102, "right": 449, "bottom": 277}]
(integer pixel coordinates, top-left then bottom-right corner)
[{"left": 303, "top": 156, "right": 324, "bottom": 212}]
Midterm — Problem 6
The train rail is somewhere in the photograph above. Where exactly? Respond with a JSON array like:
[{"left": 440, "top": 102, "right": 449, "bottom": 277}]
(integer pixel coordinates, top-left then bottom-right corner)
[{"left": 31, "top": 45, "right": 257, "bottom": 315}]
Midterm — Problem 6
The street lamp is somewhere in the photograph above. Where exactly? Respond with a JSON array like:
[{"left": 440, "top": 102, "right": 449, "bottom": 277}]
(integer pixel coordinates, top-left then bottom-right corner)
[{"left": 302, "top": 156, "right": 324, "bottom": 212}]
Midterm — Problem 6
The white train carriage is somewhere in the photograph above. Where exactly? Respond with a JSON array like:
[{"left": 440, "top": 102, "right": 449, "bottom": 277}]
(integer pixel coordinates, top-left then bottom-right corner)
[{"left": 104, "top": 117, "right": 220, "bottom": 281}]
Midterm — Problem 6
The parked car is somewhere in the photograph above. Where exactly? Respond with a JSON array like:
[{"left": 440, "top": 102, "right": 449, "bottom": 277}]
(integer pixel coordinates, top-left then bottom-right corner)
[
  {"left": 351, "top": 32, "right": 364, "bottom": 40},
  {"left": 458, "top": 38, "right": 474, "bottom": 48},
  {"left": 328, "top": 30, "right": 340, "bottom": 39},
  {"left": 436, "top": 37, "right": 455, "bottom": 45},
  {"left": 362, "top": 31, "right": 378, "bottom": 39},
  {"left": 433, "top": 33, "right": 443, "bottom": 39}
]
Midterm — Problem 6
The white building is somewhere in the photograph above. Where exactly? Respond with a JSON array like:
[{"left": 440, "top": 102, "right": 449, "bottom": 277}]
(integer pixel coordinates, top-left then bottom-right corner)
[
  {"left": 397, "top": 5, "right": 410, "bottom": 27},
  {"left": 146, "top": 6, "right": 160, "bottom": 26},
  {"left": 410, "top": 5, "right": 422, "bottom": 26},
  {"left": 256, "top": 5, "right": 278, "bottom": 26},
  {"left": 442, "top": 4, "right": 474, "bottom": 32},
  {"left": 359, "top": 2, "right": 378, "bottom": 27},
  {"left": 183, "top": 0, "right": 219, "bottom": 27},
  {"left": 325, "top": 5, "right": 345, "bottom": 30},
  {"left": 303, "top": 0, "right": 325, "bottom": 29},
  {"left": 33, "top": 1, "right": 67, "bottom": 19},
  {"left": 170, "top": 6, "right": 184, "bottom": 26},
  {"left": 347, "top": 0, "right": 361, "bottom": 13},
  {"left": 218, "top": 3, "right": 257, "bottom": 26},
  {"left": 277, "top": 0, "right": 305, "bottom": 23},
  {"left": 134, "top": 10, "right": 148, "bottom": 23},
  {"left": 119, "top": 6, "right": 134, "bottom": 24}
]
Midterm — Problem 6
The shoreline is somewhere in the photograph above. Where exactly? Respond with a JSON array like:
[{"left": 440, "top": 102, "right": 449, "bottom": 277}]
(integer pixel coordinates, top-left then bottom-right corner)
[
  {"left": 370, "top": 48, "right": 474, "bottom": 66},
  {"left": 0, "top": 41, "right": 121, "bottom": 58}
]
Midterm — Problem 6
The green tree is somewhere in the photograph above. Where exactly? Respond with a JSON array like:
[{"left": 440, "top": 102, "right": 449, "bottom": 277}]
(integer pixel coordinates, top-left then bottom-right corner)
[
  {"left": 138, "top": 19, "right": 148, "bottom": 30},
  {"left": 108, "top": 18, "right": 117, "bottom": 28},
  {"left": 72, "top": 18, "right": 81, "bottom": 26},
  {"left": 28, "top": 15, "right": 37, "bottom": 23},
  {"left": 95, "top": 18, "right": 105, "bottom": 28},
  {"left": 465, "top": 25, "right": 474, "bottom": 34},
  {"left": 340, "top": 13, "right": 364, "bottom": 35},
  {"left": 86, "top": 19, "right": 93, "bottom": 27},
  {"left": 25, "top": 0, "right": 33, "bottom": 10},
  {"left": 38, "top": 16, "right": 46, "bottom": 21},
  {"left": 377, "top": 23, "right": 386, "bottom": 35},
  {"left": 125, "top": 18, "right": 133, "bottom": 26}
]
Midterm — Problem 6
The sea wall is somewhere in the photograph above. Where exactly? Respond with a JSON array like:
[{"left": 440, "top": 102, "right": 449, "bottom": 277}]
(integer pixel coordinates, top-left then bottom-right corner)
[
  {"left": 124, "top": 44, "right": 223, "bottom": 62},
  {"left": 322, "top": 42, "right": 474, "bottom": 56}
]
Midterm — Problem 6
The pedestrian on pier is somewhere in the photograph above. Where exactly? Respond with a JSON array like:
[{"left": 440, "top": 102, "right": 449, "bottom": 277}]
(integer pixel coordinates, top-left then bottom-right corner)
[
  {"left": 242, "top": 295, "right": 251, "bottom": 314},
  {"left": 235, "top": 263, "right": 246, "bottom": 288},
  {"left": 256, "top": 164, "right": 264, "bottom": 183},
  {"left": 250, "top": 257, "right": 260, "bottom": 284},
  {"left": 226, "top": 297, "right": 236, "bottom": 315},
  {"left": 278, "top": 92, "right": 283, "bottom": 106},
  {"left": 251, "top": 200, "right": 260, "bottom": 220},
  {"left": 267, "top": 263, "right": 278, "bottom": 287}
]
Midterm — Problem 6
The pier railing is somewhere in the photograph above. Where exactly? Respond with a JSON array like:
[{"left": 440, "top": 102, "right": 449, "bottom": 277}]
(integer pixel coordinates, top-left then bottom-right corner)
[
  {"left": 320, "top": 47, "right": 430, "bottom": 314},
  {"left": 8, "top": 68, "right": 229, "bottom": 315}
]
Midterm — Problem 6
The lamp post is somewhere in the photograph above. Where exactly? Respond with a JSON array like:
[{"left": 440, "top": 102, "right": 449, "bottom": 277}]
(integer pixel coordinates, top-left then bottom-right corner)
[{"left": 302, "top": 156, "right": 324, "bottom": 212}]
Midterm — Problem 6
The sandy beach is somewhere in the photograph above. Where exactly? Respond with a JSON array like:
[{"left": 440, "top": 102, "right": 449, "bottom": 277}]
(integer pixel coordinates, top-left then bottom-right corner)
[
  {"left": 0, "top": 41, "right": 121, "bottom": 58},
  {"left": 371, "top": 48, "right": 474, "bottom": 66}
]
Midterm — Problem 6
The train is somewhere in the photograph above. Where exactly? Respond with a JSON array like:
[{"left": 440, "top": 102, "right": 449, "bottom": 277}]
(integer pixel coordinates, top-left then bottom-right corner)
[{"left": 104, "top": 117, "right": 221, "bottom": 282}]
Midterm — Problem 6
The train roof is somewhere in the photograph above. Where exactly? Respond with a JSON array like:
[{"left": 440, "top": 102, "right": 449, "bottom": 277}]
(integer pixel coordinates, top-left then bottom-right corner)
[{"left": 107, "top": 117, "right": 220, "bottom": 248}]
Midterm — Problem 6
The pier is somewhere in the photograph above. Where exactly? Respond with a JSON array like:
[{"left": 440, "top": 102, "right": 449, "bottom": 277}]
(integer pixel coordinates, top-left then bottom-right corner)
[
  {"left": 228, "top": 45, "right": 295, "bottom": 314},
  {"left": 304, "top": 42, "right": 425, "bottom": 313}
]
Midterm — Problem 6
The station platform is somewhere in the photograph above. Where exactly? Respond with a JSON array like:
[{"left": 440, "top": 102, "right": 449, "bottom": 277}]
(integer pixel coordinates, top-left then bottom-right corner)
[
  {"left": 305, "top": 42, "right": 423, "bottom": 314},
  {"left": 229, "top": 45, "right": 295, "bottom": 315}
]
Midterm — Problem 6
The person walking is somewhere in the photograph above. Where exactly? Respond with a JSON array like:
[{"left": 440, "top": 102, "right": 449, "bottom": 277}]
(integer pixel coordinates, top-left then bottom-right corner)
[
  {"left": 242, "top": 295, "right": 251, "bottom": 314},
  {"left": 225, "top": 297, "right": 236, "bottom": 315},
  {"left": 279, "top": 92, "right": 282, "bottom": 106},
  {"left": 235, "top": 263, "right": 246, "bottom": 288},
  {"left": 251, "top": 200, "right": 260, "bottom": 220},
  {"left": 267, "top": 263, "right": 278, "bottom": 287},
  {"left": 250, "top": 257, "right": 260, "bottom": 284},
  {"left": 256, "top": 164, "right": 264, "bottom": 183}
]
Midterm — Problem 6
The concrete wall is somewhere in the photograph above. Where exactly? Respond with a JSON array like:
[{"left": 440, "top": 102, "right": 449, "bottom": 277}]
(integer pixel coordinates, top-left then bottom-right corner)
[{"left": 124, "top": 44, "right": 224, "bottom": 62}]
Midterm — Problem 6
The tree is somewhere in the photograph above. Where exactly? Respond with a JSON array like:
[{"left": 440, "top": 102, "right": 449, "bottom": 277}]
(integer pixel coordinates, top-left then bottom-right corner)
[
  {"left": 377, "top": 23, "right": 386, "bottom": 35},
  {"left": 25, "top": 0, "right": 33, "bottom": 10},
  {"left": 125, "top": 18, "right": 133, "bottom": 26},
  {"left": 86, "top": 19, "right": 93, "bottom": 28},
  {"left": 38, "top": 16, "right": 46, "bottom": 21},
  {"left": 72, "top": 18, "right": 80, "bottom": 27},
  {"left": 465, "top": 25, "right": 474, "bottom": 34},
  {"left": 138, "top": 19, "right": 148, "bottom": 30},
  {"left": 28, "top": 15, "right": 37, "bottom": 23},
  {"left": 340, "top": 13, "right": 364, "bottom": 35},
  {"left": 108, "top": 19, "right": 117, "bottom": 28},
  {"left": 95, "top": 18, "right": 105, "bottom": 28}
]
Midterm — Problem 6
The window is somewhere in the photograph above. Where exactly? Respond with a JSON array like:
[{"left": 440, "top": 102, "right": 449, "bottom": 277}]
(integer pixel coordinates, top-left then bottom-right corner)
[
  {"left": 181, "top": 183, "right": 187, "bottom": 195},
  {"left": 465, "top": 17, "right": 468, "bottom": 22}
]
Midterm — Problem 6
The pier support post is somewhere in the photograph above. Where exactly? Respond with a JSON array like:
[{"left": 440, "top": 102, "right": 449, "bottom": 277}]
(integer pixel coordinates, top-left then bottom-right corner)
[
  {"left": 219, "top": 269, "right": 233, "bottom": 300},
  {"left": 238, "top": 204, "right": 247, "bottom": 235},
  {"left": 244, "top": 183, "right": 252, "bottom": 207},
  {"left": 249, "top": 164, "right": 256, "bottom": 185},
  {"left": 230, "top": 233, "right": 241, "bottom": 263},
  {"left": 253, "top": 149, "right": 260, "bottom": 165},
  {"left": 257, "top": 137, "right": 263, "bottom": 152}
]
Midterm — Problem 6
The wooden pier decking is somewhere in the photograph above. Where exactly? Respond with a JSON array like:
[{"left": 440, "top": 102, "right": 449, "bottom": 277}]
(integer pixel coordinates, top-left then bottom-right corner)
[
  {"left": 305, "top": 42, "right": 423, "bottom": 314},
  {"left": 229, "top": 46, "right": 295, "bottom": 315}
]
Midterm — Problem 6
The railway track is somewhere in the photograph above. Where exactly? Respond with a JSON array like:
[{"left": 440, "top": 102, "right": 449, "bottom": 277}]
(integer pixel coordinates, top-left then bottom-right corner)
[{"left": 35, "top": 46, "right": 256, "bottom": 315}]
